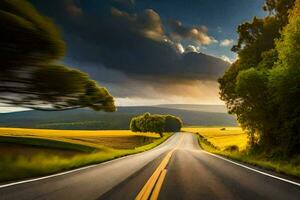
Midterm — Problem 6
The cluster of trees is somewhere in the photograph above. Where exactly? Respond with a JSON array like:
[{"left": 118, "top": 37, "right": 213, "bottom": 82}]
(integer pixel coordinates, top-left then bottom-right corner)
[
  {"left": 130, "top": 113, "right": 182, "bottom": 137},
  {"left": 219, "top": 0, "right": 300, "bottom": 156},
  {"left": 0, "top": 0, "right": 115, "bottom": 112}
]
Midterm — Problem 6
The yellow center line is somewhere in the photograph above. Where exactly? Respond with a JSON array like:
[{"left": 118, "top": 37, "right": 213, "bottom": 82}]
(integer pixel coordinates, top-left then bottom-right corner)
[
  {"left": 150, "top": 169, "right": 167, "bottom": 200},
  {"left": 135, "top": 134, "right": 184, "bottom": 200}
]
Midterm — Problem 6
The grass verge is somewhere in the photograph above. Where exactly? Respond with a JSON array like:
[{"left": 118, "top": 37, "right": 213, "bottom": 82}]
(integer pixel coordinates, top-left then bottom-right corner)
[
  {"left": 0, "top": 133, "right": 171, "bottom": 183},
  {"left": 189, "top": 127, "right": 300, "bottom": 179}
]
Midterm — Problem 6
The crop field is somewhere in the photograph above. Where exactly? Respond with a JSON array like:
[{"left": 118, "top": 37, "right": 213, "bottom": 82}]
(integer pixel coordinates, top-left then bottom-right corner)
[
  {"left": 183, "top": 127, "right": 248, "bottom": 150},
  {"left": 0, "top": 128, "right": 159, "bottom": 138},
  {"left": 0, "top": 128, "right": 170, "bottom": 182},
  {"left": 0, "top": 128, "right": 160, "bottom": 149}
]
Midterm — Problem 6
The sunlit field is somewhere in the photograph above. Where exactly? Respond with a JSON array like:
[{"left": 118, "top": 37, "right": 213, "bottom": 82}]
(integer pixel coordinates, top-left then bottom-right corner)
[
  {"left": 0, "top": 128, "right": 160, "bottom": 149},
  {"left": 0, "top": 128, "right": 159, "bottom": 138},
  {"left": 0, "top": 128, "right": 170, "bottom": 182},
  {"left": 184, "top": 127, "right": 300, "bottom": 178},
  {"left": 183, "top": 127, "right": 248, "bottom": 150}
]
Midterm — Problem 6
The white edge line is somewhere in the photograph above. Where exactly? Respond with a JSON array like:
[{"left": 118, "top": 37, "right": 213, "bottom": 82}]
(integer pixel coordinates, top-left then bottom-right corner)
[
  {"left": 0, "top": 163, "right": 97, "bottom": 189},
  {"left": 0, "top": 133, "right": 178, "bottom": 189},
  {"left": 201, "top": 150, "right": 300, "bottom": 187}
]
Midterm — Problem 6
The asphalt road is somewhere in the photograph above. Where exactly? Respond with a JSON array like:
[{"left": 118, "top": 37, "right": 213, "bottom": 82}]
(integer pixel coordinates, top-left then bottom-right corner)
[{"left": 1, "top": 132, "right": 300, "bottom": 200}]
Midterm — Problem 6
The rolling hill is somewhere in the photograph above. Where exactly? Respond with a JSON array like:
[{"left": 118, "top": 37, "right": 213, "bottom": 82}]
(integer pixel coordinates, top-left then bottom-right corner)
[
  {"left": 157, "top": 104, "right": 227, "bottom": 113},
  {"left": 0, "top": 105, "right": 237, "bottom": 129}
]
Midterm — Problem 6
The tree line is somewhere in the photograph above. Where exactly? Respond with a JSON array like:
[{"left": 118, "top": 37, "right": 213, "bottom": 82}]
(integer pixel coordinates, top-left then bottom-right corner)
[
  {"left": 219, "top": 0, "right": 300, "bottom": 156},
  {"left": 130, "top": 113, "right": 183, "bottom": 137}
]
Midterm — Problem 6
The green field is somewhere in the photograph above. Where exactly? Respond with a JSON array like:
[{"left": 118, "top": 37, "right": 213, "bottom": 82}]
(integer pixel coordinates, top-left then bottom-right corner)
[
  {"left": 185, "top": 127, "right": 300, "bottom": 178},
  {"left": 0, "top": 128, "right": 171, "bottom": 182}
]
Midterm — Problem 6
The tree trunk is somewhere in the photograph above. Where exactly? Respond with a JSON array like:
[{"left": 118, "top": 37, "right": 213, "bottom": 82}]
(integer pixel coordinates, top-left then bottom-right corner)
[{"left": 159, "top": 132, "right": 163, "bottom": 138}]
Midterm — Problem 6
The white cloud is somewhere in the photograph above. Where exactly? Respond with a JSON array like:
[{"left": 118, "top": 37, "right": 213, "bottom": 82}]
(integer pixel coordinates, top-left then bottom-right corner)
[
  {"left": 175, "top": 43, "right": 185, "bottom": 53},
  {"left": 220, "top": 39, "right": 234, "bottom": 47},
  {"left": 185, "top": 45, "right": 200, "bottom": 53}
]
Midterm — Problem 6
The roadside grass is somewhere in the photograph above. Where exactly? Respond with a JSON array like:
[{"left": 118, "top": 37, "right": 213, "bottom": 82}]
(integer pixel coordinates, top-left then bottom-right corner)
[
  {"left": 0, "top": 128, "right": 171, "bottom": 182},
  {"left": 185, "top": 127, "right": 300, "bottom": 178}
]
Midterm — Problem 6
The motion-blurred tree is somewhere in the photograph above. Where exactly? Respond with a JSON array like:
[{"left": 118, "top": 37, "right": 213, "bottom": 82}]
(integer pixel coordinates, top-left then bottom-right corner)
[{"left": 0, "top": 0, "right": 115, "bottom": 111}]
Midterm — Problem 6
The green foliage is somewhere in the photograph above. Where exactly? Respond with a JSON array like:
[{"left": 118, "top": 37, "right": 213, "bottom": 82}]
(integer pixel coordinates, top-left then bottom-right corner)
[
  {"left": 0, "top": 0, "right": 115, "bottom": 112},
  {"left": 164, "top": 115, "right": 183, "bottom": 132},
  {"left": 130, "top": 113, "right": 182, "bottom": 137},
  {"left": 219, "top": 0, "right": 300, "bottom": 156}
]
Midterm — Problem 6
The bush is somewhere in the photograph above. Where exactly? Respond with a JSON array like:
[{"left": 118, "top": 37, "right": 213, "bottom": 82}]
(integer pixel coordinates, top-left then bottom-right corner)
[{"left": 225, "top": 145, "right": 239, "bottom": 152}]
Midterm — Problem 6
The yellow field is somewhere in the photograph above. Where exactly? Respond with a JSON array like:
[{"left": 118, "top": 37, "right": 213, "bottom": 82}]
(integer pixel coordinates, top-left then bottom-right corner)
[
  {"left": 183, "top": 127, "right": 248, "bottom": 150},
  {"left": 0, "top": 128, "right": 161, "bottom": 150},
  {"left": 0, "top": 128, "right": 159, "bottom": 138}
]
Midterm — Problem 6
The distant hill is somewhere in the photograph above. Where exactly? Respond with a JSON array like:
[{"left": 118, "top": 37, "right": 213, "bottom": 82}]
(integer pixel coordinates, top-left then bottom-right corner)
[
  {"left": 0, "top": 105, "right": 237, "bottom": 130},
  {"left": 157, "top": 104, "right": 227, "bottom": 113}
]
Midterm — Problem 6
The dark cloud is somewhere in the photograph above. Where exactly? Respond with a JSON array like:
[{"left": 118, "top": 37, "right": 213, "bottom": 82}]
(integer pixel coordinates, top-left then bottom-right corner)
[
  {"left": 113, "top": 0, "right": 135, "bottom": 7},
  {"left": 29, "top": 0, "right": 229, "bottom": 100}
]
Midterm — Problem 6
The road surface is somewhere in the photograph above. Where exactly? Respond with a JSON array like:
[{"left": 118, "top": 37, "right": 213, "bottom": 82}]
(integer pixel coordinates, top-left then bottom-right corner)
[{"left": 0, "top": 132, "right": 300, "bottom": 200}]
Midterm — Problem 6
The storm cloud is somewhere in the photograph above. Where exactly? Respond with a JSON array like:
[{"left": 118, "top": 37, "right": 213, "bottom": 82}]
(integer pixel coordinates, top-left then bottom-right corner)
[{"left": 29, "top": 0, "right": 229, "bottom": 103}]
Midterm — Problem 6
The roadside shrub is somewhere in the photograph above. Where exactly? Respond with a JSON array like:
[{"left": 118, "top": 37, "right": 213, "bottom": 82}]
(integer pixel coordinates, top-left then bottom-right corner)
[{"left": 225, "top": 145, "right": 239, "bottom": 152}]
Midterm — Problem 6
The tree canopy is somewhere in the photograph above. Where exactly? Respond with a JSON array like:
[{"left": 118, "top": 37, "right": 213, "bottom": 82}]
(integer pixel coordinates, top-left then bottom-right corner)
[
  {"left": 0, "top": 0, "right": 115, "bottom": 111},
  {"left": 130, "top": 113, "right": 182, "bottom": 137},
  {"left": 219, "top": 0, "right": 300, "bottom": 156}
]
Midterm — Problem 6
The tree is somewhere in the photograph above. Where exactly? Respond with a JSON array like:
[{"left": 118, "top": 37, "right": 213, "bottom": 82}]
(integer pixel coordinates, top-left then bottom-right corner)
[
  {"left": 268, "top": 0, "right": 300, "bottom": 154},
  {"left": 164, "top": 115, "right": 183, "bottom": 132},
  {"left": 0, "top": 0, "right": 115, "bottom": 111},
  {"left": 130, "top": 117, "right": 140, "bottom": 132},
  {"left": 129, "top": 113, "right": 183, "bottom": 137},
  {"left": 219, "top": 0, "right": 300, "bottom": 156}
]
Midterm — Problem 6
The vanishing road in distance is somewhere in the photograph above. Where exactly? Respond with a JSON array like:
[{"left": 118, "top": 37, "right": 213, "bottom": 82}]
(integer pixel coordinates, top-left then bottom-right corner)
[{"left": 1, "top": 133, "right": 300, "bottom": 200}]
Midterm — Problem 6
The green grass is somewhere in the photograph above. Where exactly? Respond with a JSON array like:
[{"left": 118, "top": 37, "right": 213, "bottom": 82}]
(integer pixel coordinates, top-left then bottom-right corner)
[
  {"left": 189, "top": 128, "right": 300, "bottom": 179},
  {"left": 0, "top": 130, "right": 171, "bottom": 182}
]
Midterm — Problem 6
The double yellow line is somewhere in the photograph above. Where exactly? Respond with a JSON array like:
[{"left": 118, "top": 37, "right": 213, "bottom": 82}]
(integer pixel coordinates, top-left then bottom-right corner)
[{"left": 135, "top": 135, "right": 184, "bottom": 200}]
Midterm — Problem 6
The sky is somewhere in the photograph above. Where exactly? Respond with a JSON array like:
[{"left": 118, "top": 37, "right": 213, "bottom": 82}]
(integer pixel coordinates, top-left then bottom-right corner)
[{"left": 1, "top": 0, "right": 266, "bottom": 112}]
